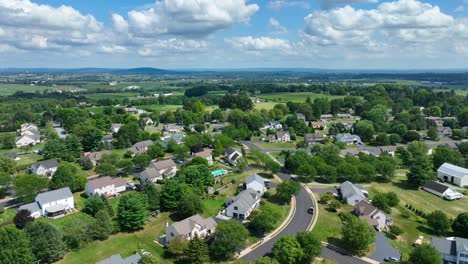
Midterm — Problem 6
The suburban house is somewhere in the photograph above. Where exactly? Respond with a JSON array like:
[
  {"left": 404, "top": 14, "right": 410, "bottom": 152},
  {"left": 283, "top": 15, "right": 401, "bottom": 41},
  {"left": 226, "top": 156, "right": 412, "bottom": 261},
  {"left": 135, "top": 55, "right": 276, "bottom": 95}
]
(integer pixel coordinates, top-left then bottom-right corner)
[
  {"left": 320, "top": 114, "right": 333, "bottom": 120},
  {"left": 165, "top": 214, "right": 217, "bottom": 243},
  {"left": 161, "top": 133, "right": 185, "bottom": 149},
  {"left": 111, "top": 123, "right": 122, "bottom": 133},
  {"left": 437, "top": 163, "right": 468, "bottom": 187},
  {"left": 432, "top": 237, "right": 468, "bottom": 264},
  {"left": 312, "top": 121, "right": 326, "bottom": 130},
  {"left": 163, "top": 124, "right": 184, "bottom": 133},
  {"left": 438, "top": 126, "right": 453, "bottom": 137},
  {"left": 85, "top": 176, "right": 127, "bottom": 197},
  {"left": 97, "top": 253, "right": 142, "bottom": 264},
  {"left": 422, "top": 180, "right": 463, "bottom": 200},
  {"left": 224, "top": 147, "right": 243, "bottom": 166},
  {"left": 149, "top": 159, "right": 178, "bottom": 178},
  {"left": 338, "top": 181, "right": 367, "bottom": 206},
  {"left": 336, "top": 133, "right": 362, "bottom": 145},
  {"left": 102, "top": 134, "right": 114, "bottom": 145},
  {"left": 142, "top": 117, "right": 154, "bottom": 126},
  {"left": 275, "top": 131, "right": 291, "bottom": 142},
  {"left": 18, "top": 187, "right": 75, "bottom": 219},
  {"left": 263, "top": 121, "right": 282, "bottom": 130},
  {"left": 194, "top": 149, "right": 213, "bottom": 166},
  {"left": 337, "top": 113, "right": 353, "bottom": 119},
  {"left": 354, "top": 200, "right": 391, "bottom": 231},
  {"left": 246, "top": 174, "right": 267, "bottom": 195},
  {"left": 130, "top": 140, "right": 154, "bottom": 155},
  {"left": 304, "top": 133, "right": 325, "bottom": 144},
  {"left": 297, "top": 113, "right": 307, "bottom": 123},
  {"left": 137, "top": 167, "right": 162, "bottom": 183},
  {"left": 31, "top": 159, "right": 59, "bottom": 178},
  {"left": 225, "top": 188, "right": 261, "bottom": 219},
  {"left": 125, "top": 108, "right": 146, "bottom": 115},
  {"left": 80, "top": 150, "right": 112, "bottom": 166},
  {"left": 16, "top": 123, "right": 41, "bottom": 147}
]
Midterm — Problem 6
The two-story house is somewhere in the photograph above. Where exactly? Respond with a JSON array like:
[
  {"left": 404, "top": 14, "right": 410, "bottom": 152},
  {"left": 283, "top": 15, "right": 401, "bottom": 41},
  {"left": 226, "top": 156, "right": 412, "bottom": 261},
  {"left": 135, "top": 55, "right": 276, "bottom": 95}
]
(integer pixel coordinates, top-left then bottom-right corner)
[
  {"left": 85, "top": 176, "right": 127, "bottom": 197},
  {"left": 165, "top": 214, "right": 217, "bottom": 243}
]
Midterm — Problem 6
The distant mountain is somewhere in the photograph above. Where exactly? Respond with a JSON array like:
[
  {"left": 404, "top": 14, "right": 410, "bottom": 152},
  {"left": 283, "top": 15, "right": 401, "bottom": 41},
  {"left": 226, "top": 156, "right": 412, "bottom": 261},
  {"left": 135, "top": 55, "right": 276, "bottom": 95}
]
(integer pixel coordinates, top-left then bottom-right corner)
[{"left": 110, "top": 67, "right": 181, "bottom": 75}]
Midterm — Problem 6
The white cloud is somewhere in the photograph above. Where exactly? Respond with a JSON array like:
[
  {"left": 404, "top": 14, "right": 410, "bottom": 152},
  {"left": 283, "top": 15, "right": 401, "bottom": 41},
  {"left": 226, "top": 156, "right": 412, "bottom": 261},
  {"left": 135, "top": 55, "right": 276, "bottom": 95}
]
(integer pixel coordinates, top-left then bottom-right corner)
[
  {"left": 321, "top": 0, "right": 378, "bottom": 9},
  {"left": 226, "top": 36, "right": 292, "bottom": 52},
  {"left": 114, "top": 0, "right": 259, "bottom": 38},
  {"left": 455, "top": 5, "right": 464, "bottom": 13},
  {"left": 269, "top": 18, "right": 288, "bottom": 34},
  {"left": 267, "top": 0, "right": 310, "bottom": 10},
  {"left": 137, "top": 38, "right": 208, "bottom": 57}
]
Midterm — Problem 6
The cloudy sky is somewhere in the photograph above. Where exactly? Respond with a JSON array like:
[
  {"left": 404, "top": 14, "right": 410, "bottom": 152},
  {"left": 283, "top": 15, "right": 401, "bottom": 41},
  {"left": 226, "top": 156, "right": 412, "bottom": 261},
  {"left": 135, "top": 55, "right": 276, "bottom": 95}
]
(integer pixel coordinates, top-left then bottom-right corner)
[{"left": 1, "top": 0, "right": 468, "bottom": 69}]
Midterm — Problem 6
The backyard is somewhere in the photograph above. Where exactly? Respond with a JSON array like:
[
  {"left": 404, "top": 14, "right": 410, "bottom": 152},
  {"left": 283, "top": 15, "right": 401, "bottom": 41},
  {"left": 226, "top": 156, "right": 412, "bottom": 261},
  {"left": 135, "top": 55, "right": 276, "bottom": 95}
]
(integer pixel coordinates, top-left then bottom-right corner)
[{"left": 257, "top": 142, "right": 297, "bottom": 149}]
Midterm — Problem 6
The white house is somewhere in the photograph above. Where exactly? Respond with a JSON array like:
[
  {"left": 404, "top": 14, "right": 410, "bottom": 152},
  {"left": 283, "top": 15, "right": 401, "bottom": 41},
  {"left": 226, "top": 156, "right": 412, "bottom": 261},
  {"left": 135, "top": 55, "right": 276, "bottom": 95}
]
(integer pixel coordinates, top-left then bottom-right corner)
[
  {"left": 224, "top": 147, "right": 243, "bottom": 166},
  {"left": 432, "top": 237, "right": 468, "bottom": 264},
  {"left": 225, "top": 188, "right": 261, "bottom": 220},
  {"left": 275, "top": 131, "right": 291, "bottom": 142},
  {"left": 19, "top": 187, "right": 75, "bottom": 219},
  {"left": 336, "top": 133, "right": 362, "bottom": 145},
  {"left": 142, "top": 117, "right": 154, "bottom": 126},
  {"left": 437, "top": 163, "right": 468, "bottom": 187},
  {"left": 339, "top": 181, "right": 367, "bottom": 206},
  {"left": 16, "top": 134, "right": 40, "bottom": 147},
  {"left": 31, "top": 159, "right": 59, "bottom": 178},
  {"left": 110, "top": 123, "right": 122, "bottom": 133},
  {"left": 163, "top": 124, "right": 184, "bottom": 133},
  {"left": 263, "top": 121, "right": 282, "bottom": 130},
  {"left": 354, "top": 200, "right": 391, "bottom": 231},
  {"left": 246, "top": 174, "right": 266, "bottom": 195},
  {"left": 165, "top": 214, "right": 217, "bottom": 243},
  {"left": 149, "top": 159, "right": 178, "bottom": 178},
  {"left": 194, "top": 149, "right": 213, "bottom": 166},
  {"left": 422, "top": 180, "right": 463, "bottom": 200},
  {"left": 85, "top": 176, "right": 127, "bottom": 197}
]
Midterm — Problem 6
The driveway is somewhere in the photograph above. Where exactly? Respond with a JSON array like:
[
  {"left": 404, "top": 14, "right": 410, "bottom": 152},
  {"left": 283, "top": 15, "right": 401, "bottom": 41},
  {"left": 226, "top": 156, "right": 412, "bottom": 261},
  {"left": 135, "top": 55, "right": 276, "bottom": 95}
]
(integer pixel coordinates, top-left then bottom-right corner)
[
  {"left": 369, "top": 232, "right": 400, "bottom": 262},
  {"left": 241, "top": 172, "right": 314, "bottom": 261},
  {"left": 320, "top": 246, "right": 368, "bottom": 264}
]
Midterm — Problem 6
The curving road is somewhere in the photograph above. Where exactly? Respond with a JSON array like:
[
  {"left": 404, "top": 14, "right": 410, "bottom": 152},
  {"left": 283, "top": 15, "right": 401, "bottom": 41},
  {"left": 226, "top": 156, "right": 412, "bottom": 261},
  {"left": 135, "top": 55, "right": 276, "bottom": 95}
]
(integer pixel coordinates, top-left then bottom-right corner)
[{"left": 241, "top": 172, "right": 314, "bottom": 261}]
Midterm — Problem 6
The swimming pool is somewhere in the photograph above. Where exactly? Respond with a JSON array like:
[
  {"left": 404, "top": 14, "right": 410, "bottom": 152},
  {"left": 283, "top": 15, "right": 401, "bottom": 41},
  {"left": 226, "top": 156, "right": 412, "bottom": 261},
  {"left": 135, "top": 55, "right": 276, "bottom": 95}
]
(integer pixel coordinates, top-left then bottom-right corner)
[{"left": 211, "top": 170, "right": 227, "bottom": 176}]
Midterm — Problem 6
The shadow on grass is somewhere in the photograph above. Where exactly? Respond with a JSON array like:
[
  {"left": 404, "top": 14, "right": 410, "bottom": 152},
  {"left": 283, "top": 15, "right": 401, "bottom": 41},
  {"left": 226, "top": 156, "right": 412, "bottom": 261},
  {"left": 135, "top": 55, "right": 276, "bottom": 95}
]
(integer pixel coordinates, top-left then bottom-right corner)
[
  {"left": 393, "top": 179, "right": 418, "bottom": 191},
  {"left": 258, "top": 172, "right": 274, "bottom": 179}
]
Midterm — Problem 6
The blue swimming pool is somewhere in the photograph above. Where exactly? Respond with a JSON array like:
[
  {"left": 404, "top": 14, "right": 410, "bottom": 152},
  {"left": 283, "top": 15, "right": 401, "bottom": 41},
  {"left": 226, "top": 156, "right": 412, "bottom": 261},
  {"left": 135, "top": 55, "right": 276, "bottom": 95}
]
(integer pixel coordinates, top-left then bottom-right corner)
[{"left": 211, "top": 170, "right": 227, "bottom": 176}]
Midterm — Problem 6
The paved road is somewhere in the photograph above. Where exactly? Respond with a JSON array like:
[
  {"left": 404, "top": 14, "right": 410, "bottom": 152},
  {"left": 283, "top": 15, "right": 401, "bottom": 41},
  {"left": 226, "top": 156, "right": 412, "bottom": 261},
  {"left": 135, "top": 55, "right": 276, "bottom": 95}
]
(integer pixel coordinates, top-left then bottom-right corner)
[
  {"left": 369, "top": 232, "right": 400, "bottom": 262},
  {"left": 321, "top": 247, "right": 368, "bottom": 264},
  {"left": 241, "top": 172, "right": 314, "bottom": 261}
]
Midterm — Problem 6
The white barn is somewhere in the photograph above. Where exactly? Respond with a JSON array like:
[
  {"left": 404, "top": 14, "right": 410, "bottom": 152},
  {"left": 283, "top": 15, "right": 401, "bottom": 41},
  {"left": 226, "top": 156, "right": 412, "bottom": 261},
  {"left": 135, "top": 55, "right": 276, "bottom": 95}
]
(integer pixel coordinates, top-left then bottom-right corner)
[{"left": 437, "top": 163, "right": 468, "bottom": 187}]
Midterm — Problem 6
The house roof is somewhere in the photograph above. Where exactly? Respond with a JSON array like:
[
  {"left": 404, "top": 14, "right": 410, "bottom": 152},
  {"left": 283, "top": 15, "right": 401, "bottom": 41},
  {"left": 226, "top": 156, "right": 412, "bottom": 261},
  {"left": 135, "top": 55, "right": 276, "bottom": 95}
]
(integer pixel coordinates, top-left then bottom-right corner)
[
  {"left": 88, "top": 176, "right": 127, "bottom": 190},
  {"left": 276, "top": 131, "right": 289, "bottom": 138},
  {"left": 339, "top": 181, "right": 366, "bottom": 200},
  {"left": 226, "top": 188, "right": 259, "bottom": 213},
  {"left": 437, "top": 163, "right": 468, "bottom": 179},
  {"left": 97, "top": 253, "right": 142, "bottom": 264},
  {"left": 194, "top": 149, "right": 212, "bottom": 158},
  {"left": 224, "top": 147, "right": 239, "bottom": 156},
  {"left": 423, "top": 180, "right": 450, "bottom": 193},
  {"left": 138, "top": 167, "right": 161, "bottom": 181},
  {"left": 33, "top": 159, "right": 59, "bottom": 169},
  {"left": 131, "top": 140, "right": 154, "bottom": 152},
  {"left": 151, "top": 159, "right": 176, "bottom": 171},
  {"left": 246, "top": 174, "right": 265, "bottom": 186},
  {"left": 36, "top": 187, "right": 72, "bottom": 204},
  {"left": 81, "top": 150, "right": 111, "bottom": 162},
  {"left": 17, "top": 134, "right": 40, "bottom": 142},
  {"left": 170, "top": 214, "right": 217, "bottom": 235},
  {"left": 304, "top": 133, "right": 324, "bottom": 142},
  {"left": 456, "top": 237, "right": 468, "bottom": 254},
  {"left": 432, "top": 237, "right": 457, "bottom": 256},
  {"left": 336, "top": 133, "right": 361, "bottom": 142},
  {"left": 18, "top": 202, "right": 41, "bottom": 213}
]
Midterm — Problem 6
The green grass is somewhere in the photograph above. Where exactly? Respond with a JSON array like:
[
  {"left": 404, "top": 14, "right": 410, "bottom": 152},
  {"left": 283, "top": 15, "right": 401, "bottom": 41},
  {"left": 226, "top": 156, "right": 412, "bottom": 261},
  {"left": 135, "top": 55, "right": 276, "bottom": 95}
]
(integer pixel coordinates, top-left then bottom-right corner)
[
  {"left": 253, "top": 102, "right": 278, "bottom": 110},
  {"left": 16, "top": 153, "right": 42, "bottom": 167},
  {"left": 257, "top": 142, "right": 296, "bottom": 149},
  {"left": 57, "top": 213, "right": 171, "bottom": 264},
  {"left": 0, "top": 208, "right": 16, "bottom": 226},
  {"left": 0, "top": 84, "right": 82, "bottom": 96},
  {"left": 313, "top": 194, "right": 353, "bottom": 243},
  {"left": 40, "top": 213, "right": 95, "bottom": 233},
  {"left": 269, "top": 152, "right": 283, "bottom": 160},
  {"left": 84, "top": 92, "right": 140, "bottom": 100},
  {"left": 202, "top": 199, "right": 225, "bottom": 217},
  {"left": 258, "top": 92, "right": 347, "bottom": 103},
  {"left": 138, "top": 104, "right": 182, "bottom": 112}
]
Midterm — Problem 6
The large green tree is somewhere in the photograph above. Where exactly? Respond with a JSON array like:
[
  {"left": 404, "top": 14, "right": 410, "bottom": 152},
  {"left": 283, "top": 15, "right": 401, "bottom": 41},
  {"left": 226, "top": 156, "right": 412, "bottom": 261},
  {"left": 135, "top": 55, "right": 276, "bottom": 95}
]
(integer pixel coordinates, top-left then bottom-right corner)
[
  {"left": 407, "top": 155, "right": 433, "bottom": 187},
  {"left": 296, "top": 231, "right": 322, "bottom": 263},
  {"left": 249, "top": 204, "right": 280, "bottom": 235},
  {"left": 409, "top": 244, "right": 442, "bottom": 264},
  {"left": 90, "top": 210, "right": 113, "bottom": 240},
  {"left": 210, "top": 220, "right": 249, "bottom": 260},
  {"left": 14, "top": 174, "right": 49, "bottom": 202},
  {"left": 177, "top": 191, "right": 203, "bottom": 219},
  {"left": 117, "top": 192, "right": 148, "bottom": 231},
  {"left": 452, "top": 212, "right": 468, "bottom": 238},
  {"left": 427, "top": 210, "right": 450, "bottom": 235},
  {"left": 185, "top": 235, "right": 209, "bottom": 264},
  {"left": 25, "top": 222, "right": 67, "bottom": 263},
  {"left": 0, "top": 226, "right": 35, "bottom": 264},
  {"left": 272, "top": 235, "right": 304, "bottom": 264},
  {"left": 275, "top": 180, "right": 301, "bottom": 204},
  {"left": 341, "top": 214, "right": 375, "bottom": 253}
]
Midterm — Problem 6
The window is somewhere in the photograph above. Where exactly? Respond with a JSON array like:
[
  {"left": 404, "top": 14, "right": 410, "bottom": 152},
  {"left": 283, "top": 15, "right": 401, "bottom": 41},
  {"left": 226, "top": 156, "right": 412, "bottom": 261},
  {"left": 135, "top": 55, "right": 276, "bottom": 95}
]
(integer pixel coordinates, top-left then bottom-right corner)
[
  {"left": 170, "top": 232, "right": 174, "bottom": 237},
  {"left": 460, "top": 253, "right": 468, "bottom": 258},
  {"left": 234, "top": 206, "right": 238, "bottom": 210}
]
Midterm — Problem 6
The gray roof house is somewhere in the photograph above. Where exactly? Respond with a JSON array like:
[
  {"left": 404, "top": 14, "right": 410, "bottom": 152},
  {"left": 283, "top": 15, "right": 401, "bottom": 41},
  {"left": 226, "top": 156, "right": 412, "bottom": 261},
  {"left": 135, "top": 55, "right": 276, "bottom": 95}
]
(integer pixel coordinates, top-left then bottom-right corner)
[
  {"left": 129, "top": 140, "right": 154, "bottom": 154},
  {"left": 432, "top": 237, "right": 468, "bottom": 264},
  {"left": 97, "top": 253, "right": 142, "bottom": 264},
  {"left": 339, "top": 181, "right": 367, "bottom": 206},
  {"left": 20, "top": 187, "right": 75, "bottom": 219},
  {"left": 304, "top": 133, "right": 325, "bottom": 144},
  {"left": 246, "top": 174, "right": 266, "bottom": 195},
  {"left": 354, "top": 200, "right": 392, "bottom": 231},
  {"left": 336, "top": 133, "right": 362, "bottom": 145},
  {"left": 137, "top": 167, "right": 162, "bottom": 183},
  {"left": 224, "top": 147, "right": 243, "bottom": 166},
  {"left": 31, "top": 159, "right": 59, "bottom": 178},
  {"left": 165, "top": 214, "right": 217, "bottom": 243},
  {"left": 149, "top": 159, "right": 177, "bottom": 178},
  {"left": 225, "top": 188, "right": 261, "bottom": 220}
]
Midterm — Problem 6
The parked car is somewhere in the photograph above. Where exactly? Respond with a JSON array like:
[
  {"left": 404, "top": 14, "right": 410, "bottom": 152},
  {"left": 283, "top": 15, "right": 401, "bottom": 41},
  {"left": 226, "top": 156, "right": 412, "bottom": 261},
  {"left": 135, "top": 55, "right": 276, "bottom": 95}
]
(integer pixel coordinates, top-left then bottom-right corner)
[
  {"left": 126, "top": 181, "right": 137, "bottom": 190},
  {"left": 384, "top": 257, "right": 399, "bottom": 262},
  {"left": 307, "top": 207, "right": 314, "bottom": 214}
]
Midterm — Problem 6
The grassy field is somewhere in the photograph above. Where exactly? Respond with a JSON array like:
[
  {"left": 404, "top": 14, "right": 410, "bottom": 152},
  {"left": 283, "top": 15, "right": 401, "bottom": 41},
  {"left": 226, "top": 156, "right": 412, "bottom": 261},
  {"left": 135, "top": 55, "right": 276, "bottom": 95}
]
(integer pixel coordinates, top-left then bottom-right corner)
[
  {"left": 254, "top": 102, "right": 278, "bottom": 110},
  {"left": 257, "top": 142, "right": 297, "bottom": 149},
  {"left": 257, "top": 92, "right": 347, "bottom": 103},
  {"left": 202, "top": 199, "right": 225, "bottom": 217},
  {"left": 313, "top": 194, "right": 353, "bottom": 243},
  {"left": 0, "top": 208, "right": 16, "bottom": 226},
  {"left": 138, "top": 104, "right": 182, "bottom": 112},
  {"left": 0, "top": 84, "right": 83, "bottom": 96},
  {"left": 84, "top": 92, "right": 140, "bottom": 99}
]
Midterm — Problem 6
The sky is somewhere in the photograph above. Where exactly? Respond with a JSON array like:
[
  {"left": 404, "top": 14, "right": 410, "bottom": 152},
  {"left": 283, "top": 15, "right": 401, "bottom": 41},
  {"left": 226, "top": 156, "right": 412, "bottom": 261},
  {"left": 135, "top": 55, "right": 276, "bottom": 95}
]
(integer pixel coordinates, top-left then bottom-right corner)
[{"left": 1, "top": 0, "right": 468, "bottom": 69}]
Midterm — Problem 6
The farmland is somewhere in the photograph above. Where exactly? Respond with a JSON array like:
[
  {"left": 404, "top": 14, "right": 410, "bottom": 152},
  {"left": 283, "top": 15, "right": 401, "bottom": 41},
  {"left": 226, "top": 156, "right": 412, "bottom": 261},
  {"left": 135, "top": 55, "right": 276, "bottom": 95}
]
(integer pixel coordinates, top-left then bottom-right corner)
[{"left": 257, "top": 92, "right": 348, "bottom": 103}]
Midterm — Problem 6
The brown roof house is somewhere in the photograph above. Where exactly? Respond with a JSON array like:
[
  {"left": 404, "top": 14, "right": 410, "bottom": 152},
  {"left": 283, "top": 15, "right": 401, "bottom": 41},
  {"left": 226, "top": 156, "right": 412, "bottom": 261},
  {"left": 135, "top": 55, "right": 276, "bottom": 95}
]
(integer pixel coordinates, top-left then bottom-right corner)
[
  {"left": 80, "top": 150, "right": 112, "bottom": 167},
  {"left": 304, "top": 133, "right": 325, "bottom": 144},
  {"left": 130, "top": 140, "right": 154, "bottom": 155},
  {"left": 194, "top": 149, "right": 213, "bottom": 166},
  {"left": 354, "top": 200, "right": 392, "bottom": 231},
  {"left": 165, "top": 214, "right": 217, "bottom": 243},
  {"left": 85, "top": 176, "right": 127, "bottom": 197},
  {"left": 149, "top": 159, "right": 177, "bottom": 178}
]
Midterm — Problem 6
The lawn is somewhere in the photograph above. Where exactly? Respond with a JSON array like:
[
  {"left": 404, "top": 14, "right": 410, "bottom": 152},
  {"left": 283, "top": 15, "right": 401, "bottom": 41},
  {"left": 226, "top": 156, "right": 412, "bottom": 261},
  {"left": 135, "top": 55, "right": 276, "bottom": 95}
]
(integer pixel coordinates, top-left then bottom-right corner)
[
  {"left": 257, "top": 142, "right": 297, "bottom": 149},
  {"left": 138, "top": 104, "right": 182, "bottom": 112},
  {"left": 214, "top": 169, "right": 263, "bottom": 197},
  {"left": 269, "top": 151, "right": 284, "bottom": 160},
  {"left": 84, "top": 92, "right": 140, "bottom": 100},
  {"left": 313, "top": 194, "right": 353, "bottom": 243},
  {"left": 253, "top": 102, "right": 278, "bottom": 110},
  {"left": 0, "top": 208, "right": 16, "bottom": 226},
  {"left": 57, "top": 213, "right": 170, "bottom": 264},
  {"left": 257, "top": 92, "right": 347, "bottom": 103},
  {"left": 16, "top": 153, "right": 43, "bottom": 167},
  {"left": 0, "top": 84, "right": 82, "bottom": 96},
  {"left": 202, "top": 199, "right": 225, "bottom": 217}
]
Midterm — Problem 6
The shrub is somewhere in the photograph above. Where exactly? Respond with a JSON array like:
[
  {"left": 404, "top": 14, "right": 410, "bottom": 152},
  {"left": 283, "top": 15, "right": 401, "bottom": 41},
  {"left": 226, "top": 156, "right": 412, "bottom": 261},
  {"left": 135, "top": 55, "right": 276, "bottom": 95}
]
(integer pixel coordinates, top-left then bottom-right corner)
[
  {"left": 0, "top": 207, "right": 4, "bottom": 214},
  {"left": 263, "top": 191, "right": 271, "bottom": 199},
  {"left": 389, "top": 225, "right": 403, "bottom": 236}
]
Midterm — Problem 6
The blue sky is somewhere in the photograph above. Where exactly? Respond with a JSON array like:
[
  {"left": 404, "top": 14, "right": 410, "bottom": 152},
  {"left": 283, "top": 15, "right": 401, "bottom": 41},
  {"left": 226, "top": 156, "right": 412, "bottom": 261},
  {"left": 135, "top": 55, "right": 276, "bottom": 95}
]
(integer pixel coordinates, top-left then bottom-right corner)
[{"left": 2, "top": 0, "right": 468, "bottom": 69}]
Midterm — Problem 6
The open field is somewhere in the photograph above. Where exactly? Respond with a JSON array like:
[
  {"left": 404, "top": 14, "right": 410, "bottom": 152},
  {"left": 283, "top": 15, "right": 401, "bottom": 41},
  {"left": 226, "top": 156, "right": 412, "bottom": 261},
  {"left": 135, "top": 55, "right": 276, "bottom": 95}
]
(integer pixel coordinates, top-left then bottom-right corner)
[
  {"left": 257, "top": 92, "right": 347, "bottom": 103},
  {"left": 0, "top": 84, "right": 83, "bottom": 96},
  {"left": 254, "top": 102, "right": 278, "bottom": 110},
  {"left": 138, "top": 104, "right": 183, "bottom": 112},
  {"left": 84, "top": 92, "right": 140, "bottom": 100},
  {"left": 257, "top": 142, "right": 297, "bottom": 149}
]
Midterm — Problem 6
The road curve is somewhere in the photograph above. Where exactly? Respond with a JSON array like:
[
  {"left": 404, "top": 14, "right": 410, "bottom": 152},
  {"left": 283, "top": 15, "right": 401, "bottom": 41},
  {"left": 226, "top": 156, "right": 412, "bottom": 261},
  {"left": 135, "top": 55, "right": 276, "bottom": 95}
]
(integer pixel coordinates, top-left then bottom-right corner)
[{"left": 241, "top": 172, "right": 314, "bottom": 261}]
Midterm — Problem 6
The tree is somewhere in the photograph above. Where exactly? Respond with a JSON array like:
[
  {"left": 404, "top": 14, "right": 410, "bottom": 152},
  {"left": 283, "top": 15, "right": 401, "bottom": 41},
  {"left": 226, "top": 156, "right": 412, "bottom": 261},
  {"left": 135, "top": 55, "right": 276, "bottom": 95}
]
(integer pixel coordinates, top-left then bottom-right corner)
[
  {"left": 427, "top": 127, "right": 439, "bottom": 141},
  {"left": 0, "top": 158, "right": 16, "bottom": 174},
  {"left": 452, "top": 212, "right": 468, "bottom": 238},
  {"left": 174, "top": 145, "right": 190, "bottom": 161},
  {"left": 432, "top": 146, "right": 463, "bottom": 171},
  {"left": 144, "top": 184, "right": 160, "bottom": 211},
  {"left": 73, "top": 125, "right": 103, "bottom": 151},
  {"left": 296, "top": 231, "right": 322, "bottom": 263},
  {"left": 25, "top": 221, "right": 67, "bottom": 263},
  {"left": 386, "top": 192, "right": 400, "bottom": 207},
  {"left": 409, "top": 244, "right": 442, "bottom": 264},
  {"left": 177, "top": 164, "right": 213, "bottom": 188},
  {"left": 249, "top": 204, "right": 280, "bottom": 235},
  {"left": 147, "top": 144, "right": 164, "bottom": 159},
  {"left": 50, "top": 163, "right": 78, "bottom": 191},
  {"left": 371, "top": 193, "right": 391, "bottom": 213},
  {"left": 407, "top": 155, "right": 433, "bottom": 187},
  {"left": 328, "top": 200, "right": 341, "bottom": 212},
  {"left": 0, "top": 226, "right": 35, "bottom": 264},
  {"left": 272, "top": 235, "right": 304, "bottom": 264},
  {"left": 177, "top": 191, "right": 203, "bottom": 219},
  {"left": 341, "top": 214, "right": 375, "bottom": 253},
  {"left": 0, "top": 172, "right": 12, "bottom": 198},
  {"left": 95, "top": 162, "right": 117, "bottom": 177},
  {"left": 14, "top": 174, "right": 49, "bottom": 203},
  {"left": 210, "top": 220, "right": 249, "bottom": 260},
  {"left": 275, "top": 180, "right": 301, "bottom": 204},
  {"left": 354, "top": 120, "right": 376, "bottom": 142},
  {"left": 117, "top": 192, "right": 148, "bottom": 231},
  {"left": 13, "top": 209, "right": 34, "bottom": 229},
  {"left": 83, "top": 196, "right": 108, "bottom": 216},
  {"left": 167, "top": 236, "right": 189, "bottom": 257},
  {"left": 90, "top": 210, "right": 113, "bottom": 240},
  {"left": 254, "top": 257, "right": 280, "bottom": 264},
  {"left": 427, "top": 210, "right": 450, "bottom": 235},
  {"left": 219, "top": 94, "right": 254, "bottom": 111},
  {"left": 132, "top": 154, "right": 151, "bottom": 169},
  {"left": 186, "top": 235, "right": 209, "bottom": 264}
]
